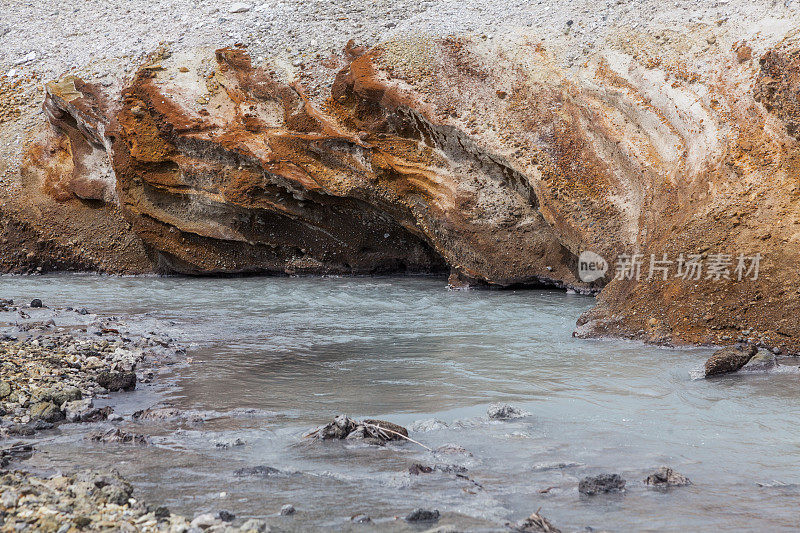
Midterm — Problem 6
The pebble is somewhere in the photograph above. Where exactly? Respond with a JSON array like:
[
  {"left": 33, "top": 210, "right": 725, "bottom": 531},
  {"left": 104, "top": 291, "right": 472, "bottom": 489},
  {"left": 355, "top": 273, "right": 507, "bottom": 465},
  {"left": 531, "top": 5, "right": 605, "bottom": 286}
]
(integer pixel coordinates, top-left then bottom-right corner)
[
  {"left": 14, "top": 51, "right": 36, "bottom": 65},
  {"left": 229, "top": 3, "right": 252, "bottom": 13}
]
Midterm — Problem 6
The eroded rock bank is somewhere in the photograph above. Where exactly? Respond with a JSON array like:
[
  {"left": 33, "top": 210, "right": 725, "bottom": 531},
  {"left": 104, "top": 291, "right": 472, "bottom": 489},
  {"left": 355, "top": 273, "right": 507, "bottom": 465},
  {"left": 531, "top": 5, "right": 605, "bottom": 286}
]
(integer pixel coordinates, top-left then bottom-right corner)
[{"left": 4, "top": 17, "right": 800, "bottom": 351}]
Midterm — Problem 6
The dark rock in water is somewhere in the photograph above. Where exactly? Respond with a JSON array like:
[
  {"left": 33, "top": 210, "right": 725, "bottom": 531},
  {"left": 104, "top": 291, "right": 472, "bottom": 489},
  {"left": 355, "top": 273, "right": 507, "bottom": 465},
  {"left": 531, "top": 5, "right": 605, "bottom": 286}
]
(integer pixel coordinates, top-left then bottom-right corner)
[
  {"left": 217, "top": 510, "right": 235, "bottom": 522},
  {"left": 511, "top": 510, "right": 562, "bottom": 532},
  {"left": 310, "top": 415, "right": 358, "bottom": 439},
  {"left": 234, "top": 465, "right": 282, "bottom": 477},
  {"left": 280, "top": 504, "right": 296, "bottom": 516},
  {"left": 704, "top": 344, "right": 757, "bottom": 377},
  {"left": 351, "top": 514, "right": 371, "bottom": 523},
  {"left": 30, "top": 299, "right": 43, "bottom": 308},
  {"left": 487, "top": 403, "right": 528, "bottom": 420},
  {"left": 79, "top": 308, "right": 89, "bottom": 315},
  {"left": 409, "top": 463, "right": 434, "bottom": 475},
  {"left": 578, "top": 473, "right": 626, "bottom": 495},
  {"left": 88, "top": 428, "right": 147, "bottom": 445},
  {"left": 96, "top": 371, "right": 136, "bottom": 391},
  {"left": 644, "top": 467, "right": 691, "bottom": 487},
  {"left": 362, "top": 419, "right": 409, "bottom": 440},
  {"left": 741, "top": 350, "right": 778, "bottom": 372},
  {"left": 405, "top": 508, "right": 440, "bottom": 522},
  {"left": 306, "top": 415, "right": 409, "bottom": 445}
]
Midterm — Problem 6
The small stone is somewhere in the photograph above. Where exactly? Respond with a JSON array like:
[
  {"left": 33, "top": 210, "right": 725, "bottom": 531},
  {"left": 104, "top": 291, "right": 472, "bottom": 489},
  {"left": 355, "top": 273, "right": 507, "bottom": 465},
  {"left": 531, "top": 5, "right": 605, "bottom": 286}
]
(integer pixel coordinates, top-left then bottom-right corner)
[
  {"left": 15, "top": 52, "right": 37, "bottom": 65},
  {"left": 644, "top": 467, "right": 691, "bottom": 487},
  {"left": 405, "top": 508, "right": 440, "bottom": 522},
  {"left": 229, "top": 3, "right": 252, "bottom": 13},
  {"left": 280, "top": 504, "right": 295, "bottom": 515},
  {"left": 351, "top": 514, "right": 371, "bottom": 523},
  {"left": 0, "top": 381, "right": 11, "bottom": 399},
  {"left": 154, "top": 506, "right": 170, "bottom": 519},
  {"left": 578, "top": 473, "right": 626, "bottom": 495},
  {"left": 512, "top": 510, "right": 562, "bottom": 532},
  {"left": 73, "top": 516, "right": 92, "bottom": 528},
  {"left": 30, "top": 299, "right": 43, "bottom": 308},
  {"left": 217, "top": 510, "right": 235, "bottom": 522}
]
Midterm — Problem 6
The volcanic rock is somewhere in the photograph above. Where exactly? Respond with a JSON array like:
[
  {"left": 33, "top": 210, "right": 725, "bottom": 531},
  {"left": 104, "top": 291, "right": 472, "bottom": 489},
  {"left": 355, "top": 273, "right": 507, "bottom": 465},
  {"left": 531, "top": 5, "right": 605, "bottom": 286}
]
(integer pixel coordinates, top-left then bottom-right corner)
[
  {"left": 644, "top": 467, "right": 692, "bottom": 488},
  {"left": 578, "top": 473, "right": 626, "bottom": 495},
  {"left": 704, "top": 345, "right": 757, "bottom": 377}
]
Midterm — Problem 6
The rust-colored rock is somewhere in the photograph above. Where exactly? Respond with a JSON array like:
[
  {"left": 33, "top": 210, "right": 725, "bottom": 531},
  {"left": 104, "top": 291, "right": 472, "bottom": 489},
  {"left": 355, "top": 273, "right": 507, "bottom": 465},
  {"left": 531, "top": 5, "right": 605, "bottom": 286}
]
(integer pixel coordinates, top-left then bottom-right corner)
[{"left": 7, "top": 25, "right": 800, "bottom": 353}]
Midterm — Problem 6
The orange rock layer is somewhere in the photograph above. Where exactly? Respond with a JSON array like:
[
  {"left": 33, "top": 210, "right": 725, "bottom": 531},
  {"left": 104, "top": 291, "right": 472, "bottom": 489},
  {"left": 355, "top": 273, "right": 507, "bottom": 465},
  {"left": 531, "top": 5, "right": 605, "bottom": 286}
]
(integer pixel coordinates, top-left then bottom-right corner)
[{"left": 10, "top": 31, "right": 800, "bottom": 352}]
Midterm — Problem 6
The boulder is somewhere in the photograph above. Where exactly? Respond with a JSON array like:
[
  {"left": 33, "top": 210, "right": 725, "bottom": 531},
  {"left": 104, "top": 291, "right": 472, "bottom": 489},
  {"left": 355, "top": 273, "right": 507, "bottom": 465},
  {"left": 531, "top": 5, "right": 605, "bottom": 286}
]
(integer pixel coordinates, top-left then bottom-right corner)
[
  {"left": 578, "top": 473, "right": 626, "bottom": 495},
  {"left": 644, "top": 467, "right": 691, "bottom": 487},
  {"left": 63, "top": 399, "right": 93, "bottom": 422},
  {"left": 704, "top": 345, "right": 757, "bottom": 377},
  {"left": 306, "top": 416, "right": 409, "bottom": 444},
  {"left": 740, "top": 350, "right": 778, "bottom": 372},
  {"left": 190, "top": 513, "right": 220, "bottom": 529},
  {"left": 362, "top": 419, "right": 409, "bottom": 440},
  {"left": 51, "top": 386, "right": 82, "bottom": 407},
  {"left": 96, "top": 371, "right": 136, "bottom": 391},
  {"left": 30, "top": 401, "right": 64, "bottom": 423}
]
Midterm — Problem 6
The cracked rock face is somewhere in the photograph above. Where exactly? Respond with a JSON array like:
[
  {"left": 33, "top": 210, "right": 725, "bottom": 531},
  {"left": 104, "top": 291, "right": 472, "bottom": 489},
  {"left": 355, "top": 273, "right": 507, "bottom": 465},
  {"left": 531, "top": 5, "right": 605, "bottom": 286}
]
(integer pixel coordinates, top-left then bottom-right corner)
[{"left": 11, "top": 22, "right": 800, "bottom": 351}]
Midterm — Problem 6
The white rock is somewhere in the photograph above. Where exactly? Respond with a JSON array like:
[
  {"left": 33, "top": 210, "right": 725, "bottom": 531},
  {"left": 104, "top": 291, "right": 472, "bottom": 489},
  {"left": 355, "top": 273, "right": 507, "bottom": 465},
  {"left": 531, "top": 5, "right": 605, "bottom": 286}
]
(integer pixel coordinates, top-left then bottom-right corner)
[
  {"left": 229, "top": 3, "right": 252, "bottom": 13},
  {"left": 6, "top": 68, "right": 17, "bottom": 78},
  {"left": 15, "top": 51, "right": 36, "bottom": 65},
  {"left": 63, "top": 398, "right": 93, "bottom": 422},
  {"left": 190, "top": 513, "right": 220, "bottom": 529}
]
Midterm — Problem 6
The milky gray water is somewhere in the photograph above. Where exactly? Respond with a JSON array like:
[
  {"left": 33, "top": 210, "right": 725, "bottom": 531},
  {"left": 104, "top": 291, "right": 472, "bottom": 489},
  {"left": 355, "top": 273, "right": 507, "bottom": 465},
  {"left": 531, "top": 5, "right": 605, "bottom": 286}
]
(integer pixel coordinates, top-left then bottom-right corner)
[{"left": 2, "top": 275, "right": 799, "bottom": 531}]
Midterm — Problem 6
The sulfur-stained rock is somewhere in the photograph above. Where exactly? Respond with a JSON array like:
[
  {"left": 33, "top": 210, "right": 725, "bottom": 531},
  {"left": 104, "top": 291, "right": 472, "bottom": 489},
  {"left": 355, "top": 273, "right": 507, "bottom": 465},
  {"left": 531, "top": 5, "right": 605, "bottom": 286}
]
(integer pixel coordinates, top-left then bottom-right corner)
[{"left": 10, "top": 25, "right": 800, "bottom": 353}]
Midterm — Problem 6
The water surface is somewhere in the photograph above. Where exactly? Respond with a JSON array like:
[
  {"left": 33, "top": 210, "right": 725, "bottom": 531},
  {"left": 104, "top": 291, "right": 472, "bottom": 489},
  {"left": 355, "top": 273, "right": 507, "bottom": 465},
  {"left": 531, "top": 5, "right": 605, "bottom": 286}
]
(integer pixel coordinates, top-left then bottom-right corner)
[{"left": 2, "top": 275, "right": 799, "bottom": 531}]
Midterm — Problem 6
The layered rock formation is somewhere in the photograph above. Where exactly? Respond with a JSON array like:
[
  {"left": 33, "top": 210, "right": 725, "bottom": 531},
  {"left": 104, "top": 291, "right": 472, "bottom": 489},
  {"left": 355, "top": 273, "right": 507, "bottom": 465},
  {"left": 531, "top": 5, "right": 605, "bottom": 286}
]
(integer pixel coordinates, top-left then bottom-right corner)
[{"left": 5, "top": 22, "right": 800, "bottom": 351}]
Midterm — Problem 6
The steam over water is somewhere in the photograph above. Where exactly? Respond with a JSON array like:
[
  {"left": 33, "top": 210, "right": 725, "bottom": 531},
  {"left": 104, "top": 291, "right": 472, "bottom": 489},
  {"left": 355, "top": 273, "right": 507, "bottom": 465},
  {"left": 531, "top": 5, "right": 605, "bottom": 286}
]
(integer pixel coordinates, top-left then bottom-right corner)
[{"left": 3, "top": 275, "right": 799, "bottom": 531}]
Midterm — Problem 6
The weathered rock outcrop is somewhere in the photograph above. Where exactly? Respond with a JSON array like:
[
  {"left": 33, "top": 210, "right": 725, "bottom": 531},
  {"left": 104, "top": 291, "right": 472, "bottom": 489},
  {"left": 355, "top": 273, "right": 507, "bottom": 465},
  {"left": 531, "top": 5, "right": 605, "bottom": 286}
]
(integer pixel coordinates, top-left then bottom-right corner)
[{"left": 7, "top": 21, "right": 800, "bottom": 351}]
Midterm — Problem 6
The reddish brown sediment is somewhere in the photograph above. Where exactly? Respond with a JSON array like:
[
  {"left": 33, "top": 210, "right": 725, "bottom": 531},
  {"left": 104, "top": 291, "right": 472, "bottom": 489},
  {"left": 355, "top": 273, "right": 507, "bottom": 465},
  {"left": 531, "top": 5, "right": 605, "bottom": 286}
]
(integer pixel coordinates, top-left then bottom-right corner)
[{"left": 4, "top": 26, "right": 800, "bottom": 352}]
